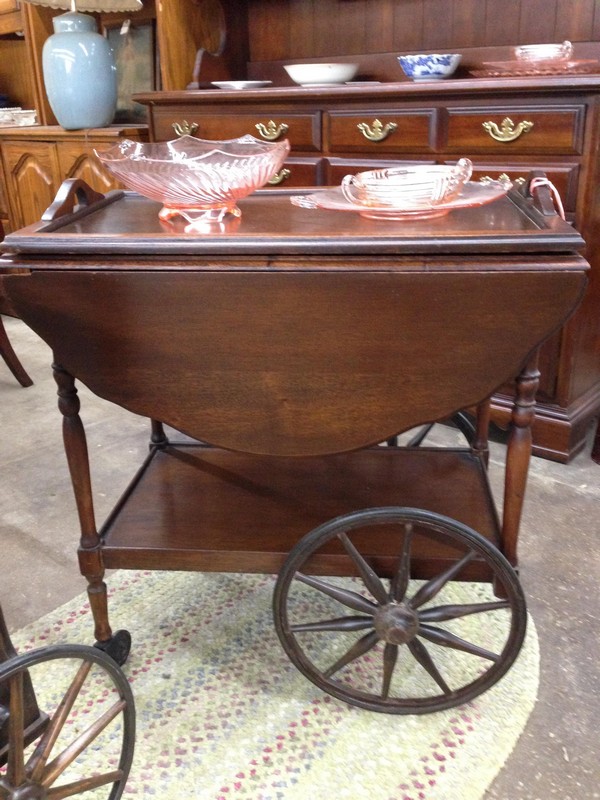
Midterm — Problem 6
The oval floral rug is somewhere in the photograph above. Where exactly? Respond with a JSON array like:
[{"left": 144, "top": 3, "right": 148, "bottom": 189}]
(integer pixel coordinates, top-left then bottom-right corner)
[{"left": 9, "top": 570, "right": 539, "bottom": 800}]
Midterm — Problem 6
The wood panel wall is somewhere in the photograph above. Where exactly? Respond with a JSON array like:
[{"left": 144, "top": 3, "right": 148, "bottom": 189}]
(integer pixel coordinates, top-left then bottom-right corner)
[{"left": 247, "top": 0, "right": 600, "bottom": 61}]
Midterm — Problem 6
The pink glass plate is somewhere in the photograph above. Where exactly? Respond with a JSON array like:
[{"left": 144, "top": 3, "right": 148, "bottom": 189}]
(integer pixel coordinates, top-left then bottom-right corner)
[
  {"left": 95, "top": 135, "right": 290, "bottom": 231},
  {"left": 290, "top": 181, "right": 511, "bottom": 220},
  {"left": 471, "top": 59, "right": 599, "bottom": 77}
]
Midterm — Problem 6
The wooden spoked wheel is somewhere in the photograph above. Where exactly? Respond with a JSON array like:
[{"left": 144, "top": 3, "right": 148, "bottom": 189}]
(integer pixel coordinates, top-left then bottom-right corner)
[
  {"left": 273, "top": 507, "right": 527, "bottom": 714},
  {"left": 0, "top": 645, "right": 135, "bottom": 799}
]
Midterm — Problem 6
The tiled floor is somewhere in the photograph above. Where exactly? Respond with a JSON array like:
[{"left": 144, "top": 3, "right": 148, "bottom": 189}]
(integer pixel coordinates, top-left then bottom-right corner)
[{"left": 1, "top": 315, "right": 599, "bottom": 799}]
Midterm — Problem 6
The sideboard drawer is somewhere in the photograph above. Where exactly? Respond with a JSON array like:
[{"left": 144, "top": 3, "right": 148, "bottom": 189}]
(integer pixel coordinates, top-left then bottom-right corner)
[
  {"left": 446, "top": 106, "right": 585, "bottom": 155},
  {"left": 326, "top": 110, "right": 436, "bottom": 153},
  {"left": 153, "top": 110, "right": 321, "bottom": 150}
]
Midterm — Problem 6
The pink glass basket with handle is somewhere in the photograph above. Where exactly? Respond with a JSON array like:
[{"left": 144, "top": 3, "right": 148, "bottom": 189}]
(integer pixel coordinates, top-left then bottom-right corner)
[{"left": 341, "top": 158, "right": 473, "bottom": 210}]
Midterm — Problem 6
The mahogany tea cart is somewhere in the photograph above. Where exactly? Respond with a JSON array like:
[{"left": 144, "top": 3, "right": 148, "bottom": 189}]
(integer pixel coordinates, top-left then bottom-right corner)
[{"left": 0, "top": 176, "right": 588, "bottom": 715}]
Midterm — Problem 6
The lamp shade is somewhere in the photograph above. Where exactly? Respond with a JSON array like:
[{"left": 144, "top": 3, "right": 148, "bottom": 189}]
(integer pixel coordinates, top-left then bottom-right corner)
[{"left": 22, "top": 0, "right": 143, "bottom": 11}]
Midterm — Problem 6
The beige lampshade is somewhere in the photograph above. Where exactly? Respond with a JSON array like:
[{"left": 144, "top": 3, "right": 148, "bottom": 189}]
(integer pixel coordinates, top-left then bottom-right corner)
[{"left": 22, "top": 0, "right": 143, "bottom": 11}]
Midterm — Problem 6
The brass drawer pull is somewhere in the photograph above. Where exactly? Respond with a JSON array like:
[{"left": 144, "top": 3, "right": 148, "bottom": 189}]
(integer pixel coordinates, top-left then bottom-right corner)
[
  {"left": 482, "top": 117, "right": 534, "bottom": 143},
  {"left": 267, "top": 168, "right": 291, "bottom": 185},
  {"left": 357, "top": 119, "right": 398, "bottom": 142},
  {"left": 255, "top": 120, "right": 289, "bottom": 141},
  {"left": 172, "top": 120, "right": 199, "bottom": 137},
  {"left": 479, "top": 173, "right": 525, "bottom": 187}
]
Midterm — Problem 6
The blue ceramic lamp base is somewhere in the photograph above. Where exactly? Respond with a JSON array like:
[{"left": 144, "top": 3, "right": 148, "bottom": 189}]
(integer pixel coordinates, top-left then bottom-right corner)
[{"left": 43, "top": 10, "right": 117, "bottom": 130}]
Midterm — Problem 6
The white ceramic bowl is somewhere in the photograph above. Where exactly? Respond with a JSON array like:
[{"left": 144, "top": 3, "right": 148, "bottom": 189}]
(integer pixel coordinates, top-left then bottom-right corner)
[
  {"left": 398, "top": 53, "right": 461, "bottom": 81},
  {"left": 514, "top": 41, "right": 573, "bottom": 61},
  {"left": 284, "top": 62, "right": 359, "bottom": 86}
]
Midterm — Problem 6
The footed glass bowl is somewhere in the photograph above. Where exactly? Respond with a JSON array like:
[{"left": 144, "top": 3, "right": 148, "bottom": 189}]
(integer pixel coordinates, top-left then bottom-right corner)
[{"left": 95, "top": 135, "right": 290, "bottom": 230}]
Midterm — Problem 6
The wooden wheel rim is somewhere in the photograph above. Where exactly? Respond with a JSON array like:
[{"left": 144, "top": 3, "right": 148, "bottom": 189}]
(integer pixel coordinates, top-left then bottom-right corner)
[
  {"left": 0, "top": 644, "right": 135, "bottom": 800},
  {"left": 273, "top": 507, "right": 527, "bottom": 714}
]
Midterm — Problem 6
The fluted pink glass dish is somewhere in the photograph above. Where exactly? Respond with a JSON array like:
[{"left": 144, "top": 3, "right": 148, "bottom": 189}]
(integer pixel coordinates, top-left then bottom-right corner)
[{"left": 95, "top": 135, "right": 290, "bottom": 231}]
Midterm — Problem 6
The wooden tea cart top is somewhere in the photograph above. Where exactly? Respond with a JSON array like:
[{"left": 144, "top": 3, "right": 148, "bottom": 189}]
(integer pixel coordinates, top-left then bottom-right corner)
[{"left": 0, "top": 180, "right": 589, "bottom": 457}]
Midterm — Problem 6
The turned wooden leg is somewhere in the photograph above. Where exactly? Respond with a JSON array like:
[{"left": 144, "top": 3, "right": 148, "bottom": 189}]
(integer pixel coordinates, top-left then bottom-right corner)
[
  {"left": 472, "top": 399, "right": 491, "bottom": 466},
  {"left": 53, "top": 362, "right": 112, "bottom": 645},
  {"left": 0, "top": 316, "right": 33, "bottom": 387},
  {"left": 502, "top": 352, "right": 541, "bottom": 567},
  {"left": 150, "top": 418, "right": 168, "bottom": 445}
]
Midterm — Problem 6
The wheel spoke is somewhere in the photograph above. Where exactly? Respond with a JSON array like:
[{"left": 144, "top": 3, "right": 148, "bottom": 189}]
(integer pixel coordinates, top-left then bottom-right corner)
[
  {"left": 7, "top": 673, "right": 25, "bottom": 787},
  {"left": 46, "top": 769, "right": 124, "bottom": 799},
  {"left": 409, "top": 550, "right": 476, "bottom": 609},
  {"left": 381, "top": 643, "right": 398, "bottom": 698},
  {"left": 407, "top": 638, "right": 452, "bottom": 695},
  {"left": 337, "top": 532, "right": 388, "bottom": 604},
  {"left": 27, "top": 660, "right": 92, "bottom": 781},
  {"left": 420, "top": 599, "right": 510, "bottom": 622},
  {"left": 418, "top": 624, "right": 500, "bottom": 662},
  {"left": 41, "top": 699, "right": 126, "bottom": 787},
  {"left": 322, "top": 630, "right": 380, "bottom": 679},
  {"left": 390, "top": 522, "right": 413, "bottom": 602},
  {"left": 407, "top": 423, "right": 434, "bottom": 447},
  {"left": 296, "top": 573, "right": 377, "bottom": 615},
  {"left": 292, "top": 615, "right": 374, "bottom": 633}
]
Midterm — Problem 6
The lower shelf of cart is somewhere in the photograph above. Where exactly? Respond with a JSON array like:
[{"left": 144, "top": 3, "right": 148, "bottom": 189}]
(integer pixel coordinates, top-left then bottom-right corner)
[{"left": 98, "top": 443, "right": 501, "bottom": 581}]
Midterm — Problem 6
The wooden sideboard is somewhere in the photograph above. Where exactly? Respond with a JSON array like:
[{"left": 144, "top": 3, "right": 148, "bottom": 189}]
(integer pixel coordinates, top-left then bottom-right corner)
[
  {"left": 137, "top": 75, "right": 600, "bottom": 462},
  {"left": 0, "top": 125, "right": 147, "bottom": 233}
]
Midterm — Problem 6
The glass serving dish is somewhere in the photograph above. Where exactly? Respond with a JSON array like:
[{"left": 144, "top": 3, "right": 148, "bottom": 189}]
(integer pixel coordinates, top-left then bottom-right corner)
[
  {"left": 514, "top": 40, "right": 573, "bottom": 61},
  {"left": 340, "top": 159, "right": 473, "bottom": 210},
  {"left": 291, "top": 179, "right": 511, "bottom": 221},
  {"left": 471, "top": 59, "right": 598, "bottom": 78},
  {"left": 95, "top": 135, "right": 291, "bottom": 231}
]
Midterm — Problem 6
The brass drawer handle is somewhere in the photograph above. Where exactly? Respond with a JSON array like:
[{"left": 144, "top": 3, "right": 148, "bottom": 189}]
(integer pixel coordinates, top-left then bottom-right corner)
[
  {"left": 357, "top": 119, "right": 398, "bottom": 142},
  {"left": 255, "top": 120, "right": 289, "bottom": 141},
  {"left": 267, "top": 168, "right": 291, "bottom": 185},
  {"left": 479, "top": 173, "right": 525, "bottom": 187},
  {"left": 172, "top": 120, "right": 199, "bottom": 137},
  {"left": 482, "top": 117, "right": 534, "bottom": 143}
]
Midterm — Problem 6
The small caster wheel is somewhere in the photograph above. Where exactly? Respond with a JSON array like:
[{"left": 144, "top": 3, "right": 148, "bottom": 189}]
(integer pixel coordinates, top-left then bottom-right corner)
[
  {"left": 94, "top": 630, "right": 132, "bottom": 667},
  {"left": 274, "top": 507, "right": 527, "bottom": 714},
  {"left": 0, "top": 644, "right": 135, "bottom": 799}
]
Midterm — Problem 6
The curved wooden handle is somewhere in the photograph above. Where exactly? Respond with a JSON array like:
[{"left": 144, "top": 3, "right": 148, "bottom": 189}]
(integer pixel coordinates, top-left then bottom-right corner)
[{"left": 42, "top": 179, "right": 106, "bottom": 222}]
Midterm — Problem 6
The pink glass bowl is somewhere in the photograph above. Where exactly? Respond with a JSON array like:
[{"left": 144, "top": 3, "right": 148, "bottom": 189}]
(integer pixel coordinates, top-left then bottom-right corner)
[
  {"left": 95, "top": 135, "right": 290, "bottom": 230},
  {"left": 341, "top": 158, "right": 473, "bottom": 210},
  {"left": 514, "top": 40, "right": 573, "bottom": 61}
]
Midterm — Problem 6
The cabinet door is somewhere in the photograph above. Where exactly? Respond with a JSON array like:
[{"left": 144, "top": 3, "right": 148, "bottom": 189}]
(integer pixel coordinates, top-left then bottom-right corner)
[
  {"left": 0, "top": 1, "right": 20, "bottom": 35},
  {"left": 1, "top": 141, "right": 61, "bottom": 230},
  {"left": 56, "top": 141, "right": 124, "bottom": 194}
]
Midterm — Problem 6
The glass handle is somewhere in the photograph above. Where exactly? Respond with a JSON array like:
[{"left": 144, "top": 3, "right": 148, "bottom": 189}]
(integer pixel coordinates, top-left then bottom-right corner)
[
  {"left": 172, "top": 120, "right": 199, "bottom": 137},
  {"left": 357, "top": 119, "right": 398, "bottom": 142},
  {"left": 256, "top": 120, "right": 289, "bottom": 141},
  {"left": 482, "top": 117, "right": 534, "bottom": 142}
]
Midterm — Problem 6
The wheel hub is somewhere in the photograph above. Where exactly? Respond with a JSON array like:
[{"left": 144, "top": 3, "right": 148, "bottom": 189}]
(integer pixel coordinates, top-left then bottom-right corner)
[
  {"left": 374, "top": 602, "right": 419, "bottom": 644},
  {"left": 3, "top": 778, "right": 47, "bottom": 799}
]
